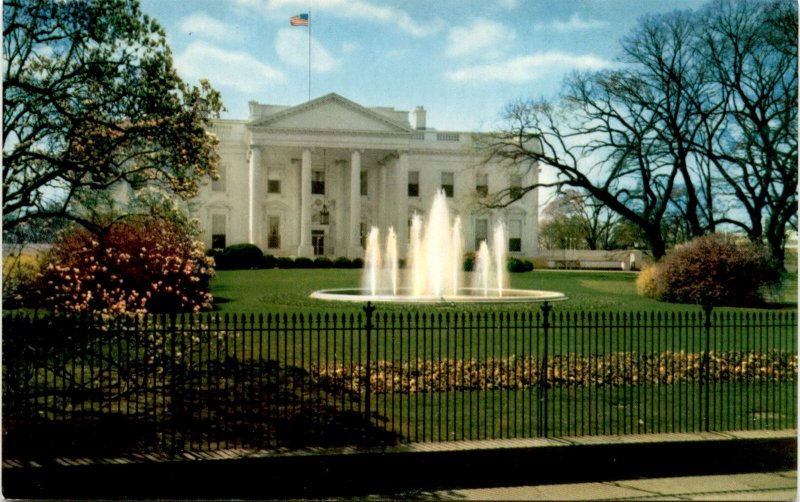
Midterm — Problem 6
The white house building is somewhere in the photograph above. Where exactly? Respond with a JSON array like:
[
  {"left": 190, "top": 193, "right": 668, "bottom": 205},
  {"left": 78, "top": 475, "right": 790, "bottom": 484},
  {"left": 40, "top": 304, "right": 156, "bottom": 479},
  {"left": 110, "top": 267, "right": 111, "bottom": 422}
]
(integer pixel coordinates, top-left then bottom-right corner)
[{"left": 191, "top": 93, "right": 539, "bottom": 259}]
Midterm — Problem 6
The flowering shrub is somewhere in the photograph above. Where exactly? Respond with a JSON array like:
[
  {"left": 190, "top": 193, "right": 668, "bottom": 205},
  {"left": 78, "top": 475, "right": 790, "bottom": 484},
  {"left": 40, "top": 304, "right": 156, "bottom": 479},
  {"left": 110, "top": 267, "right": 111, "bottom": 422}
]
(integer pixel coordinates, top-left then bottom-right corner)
[
  {"left": 635, "top": 265, "right": 661, "bottom": 298},
  {"left": 2, "top": 253, "right": 40, "bottom": 307},
  {"left": 637, "top": 234, "right": 782, "bottom": 306},
  {"left": 312, "top": 351, "right": 797, "bottom": 394},
  {"left": 37, "top": 216, "right": 214, "bottom": 313}
]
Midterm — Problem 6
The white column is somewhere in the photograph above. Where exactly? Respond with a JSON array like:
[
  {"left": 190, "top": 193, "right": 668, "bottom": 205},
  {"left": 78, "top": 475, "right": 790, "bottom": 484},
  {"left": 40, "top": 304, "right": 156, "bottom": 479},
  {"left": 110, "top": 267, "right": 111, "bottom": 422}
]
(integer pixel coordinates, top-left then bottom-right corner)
[
  {"left": 248, "top": 145, "right": 262, "bottom": 244},
  {"left": 297, "top": 148, "right": 314, "bottom": 257},
  {"left": 379, "top": 162, "right": 388, "bottom": 230},
  {"left": 529, "top": 165, "right": 541, "bottom": 257},
  {"left": 349, "top": 150, "right": 362, "bottom": 258},
  {"left": 336, "top": 159, "right": 348, "bottom": 256},
  {"left": 396, "top": 151, "right": 409, "bottom": 258}
]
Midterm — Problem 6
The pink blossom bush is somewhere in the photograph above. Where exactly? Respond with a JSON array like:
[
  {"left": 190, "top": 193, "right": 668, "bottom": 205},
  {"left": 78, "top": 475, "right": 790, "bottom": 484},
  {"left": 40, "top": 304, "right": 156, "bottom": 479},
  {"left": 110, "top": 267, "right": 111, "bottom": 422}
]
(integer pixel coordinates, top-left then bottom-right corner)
[{"left": 37, "top": 217, "right": 214, "bottom": 314}]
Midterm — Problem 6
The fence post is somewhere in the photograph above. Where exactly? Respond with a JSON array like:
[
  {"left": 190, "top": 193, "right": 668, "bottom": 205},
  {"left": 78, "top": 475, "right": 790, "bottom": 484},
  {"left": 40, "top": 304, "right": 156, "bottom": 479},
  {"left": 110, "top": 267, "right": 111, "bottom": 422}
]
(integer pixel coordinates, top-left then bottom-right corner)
[
  {"left": 363, "top": 301, "right": 376, "bottom": 423},
  {"left": 539, "top": 301, "right": 552, "bottom": 437},
  {"left": 701, "top": 303, "right": 713, "bottom": 432}
]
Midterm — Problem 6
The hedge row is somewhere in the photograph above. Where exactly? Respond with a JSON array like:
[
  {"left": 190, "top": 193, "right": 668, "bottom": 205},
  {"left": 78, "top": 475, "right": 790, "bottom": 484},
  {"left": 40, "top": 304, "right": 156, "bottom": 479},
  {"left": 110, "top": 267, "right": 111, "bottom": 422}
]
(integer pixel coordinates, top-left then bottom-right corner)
[
  {"left": 462, "top": 253, "right": 534, "bottom": 273},
  {"left": 311, "top": 351, "right": 797, "bottom": 393},
  {"left": 212, "top": 243, "right": 536, "bottom": 272},
  {"left": 210, "top": 244, "right": 364, "bottom": 270}
]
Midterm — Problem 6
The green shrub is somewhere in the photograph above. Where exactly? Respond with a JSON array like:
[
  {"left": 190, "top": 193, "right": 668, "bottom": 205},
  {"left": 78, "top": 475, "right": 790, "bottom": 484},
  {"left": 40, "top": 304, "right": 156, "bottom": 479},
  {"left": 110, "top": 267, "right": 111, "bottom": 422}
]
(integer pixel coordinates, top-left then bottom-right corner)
[
  {"left": 263, "top": 254, "right": 277, "bottom": 269},
  {"left": 507, "top": 258, "right": 532, "bottom": 273},
  {"left": 333, "top": 256, "right": 352, "bottom": 268},
  {"left": 531, "top": 258, "right": 549, "bottom": 270},
  {"left": 314, "top": 256, "right": 332, "bottom": 268},
  {"left": 463, "top": 252, "right": 475, "bottom": 272},
  {"left": 216, "top": 243, "right": 264, "bottom": 270},
  {"left": 3, "top": 253, "right": 41, "bottom": 308},
  {"left": 294, "top": 257, "right": 314, "bottom": 268},
  {"left": 275, "top": 257, "right": 295, "bottom": 269},
  {"left": 638, "top": 233, "right": 782, "bottom": 307},
  {"left": 351, "top": 258, "right": 364, "bottom": 269}
]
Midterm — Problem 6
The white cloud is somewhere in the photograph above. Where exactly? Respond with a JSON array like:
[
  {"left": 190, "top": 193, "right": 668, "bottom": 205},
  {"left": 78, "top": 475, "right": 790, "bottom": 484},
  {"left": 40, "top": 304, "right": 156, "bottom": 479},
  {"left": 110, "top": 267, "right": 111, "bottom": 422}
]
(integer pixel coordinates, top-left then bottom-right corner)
[
  {"left": 275, "top": 28, "right": 338, "bottom": 72},
  {"left": 264, "top": 0, "right": 441, "bottom": 37},
  {"left": 341, "top": 42, "right": 357, "bottom": 54},
  {"left": 535, "top": 14, "right": 609, "bottom": 32},
  {"left": 174, "top": 42, "right": 286, "bottom": 93},
  {"left": 445, "top": 51, "right": 615, "bottom": 83},
  {"left": 446, "top": 19, "right": 515, "bottom": 60},
  {"left": 178, "top": 12, "right": 242, "bottom": 42}
]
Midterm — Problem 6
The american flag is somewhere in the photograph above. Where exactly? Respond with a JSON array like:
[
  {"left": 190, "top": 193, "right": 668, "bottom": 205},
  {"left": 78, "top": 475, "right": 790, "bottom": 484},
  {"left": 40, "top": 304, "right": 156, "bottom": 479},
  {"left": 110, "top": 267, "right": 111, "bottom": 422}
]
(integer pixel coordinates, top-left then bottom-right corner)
[{"left": 290, "top": 13, "right": 309, "bottom": 26}]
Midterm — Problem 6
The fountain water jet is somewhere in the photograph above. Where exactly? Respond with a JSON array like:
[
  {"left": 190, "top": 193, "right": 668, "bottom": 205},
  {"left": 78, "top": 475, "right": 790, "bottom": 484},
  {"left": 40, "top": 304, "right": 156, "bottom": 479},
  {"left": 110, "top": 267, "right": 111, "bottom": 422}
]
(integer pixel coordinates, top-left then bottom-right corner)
[
  {"left": 451, "top": 217, "right": 462, "bottom": 296},
  {"left": 493, "top": 222, "right": 507, "bottom": 296},
  {"left": 311, "top": 190, "right": 566, "bottom": 304},
  {"left": 385, "top": 227, "right": 398, "bottom": 296},
  {"left": 474, "top": 241, "right": 491, "bottom": 297},
  {"left": 363, "top": 227, "right": 381, "bottom": 296}
]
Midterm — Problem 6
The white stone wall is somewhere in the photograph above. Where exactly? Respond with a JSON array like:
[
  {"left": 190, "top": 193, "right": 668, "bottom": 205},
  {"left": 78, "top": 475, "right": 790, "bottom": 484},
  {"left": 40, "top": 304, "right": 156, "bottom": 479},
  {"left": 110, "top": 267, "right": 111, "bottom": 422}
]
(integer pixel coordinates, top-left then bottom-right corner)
[{"left": 192, "top": 94, "right": 540, "bottom": 259}]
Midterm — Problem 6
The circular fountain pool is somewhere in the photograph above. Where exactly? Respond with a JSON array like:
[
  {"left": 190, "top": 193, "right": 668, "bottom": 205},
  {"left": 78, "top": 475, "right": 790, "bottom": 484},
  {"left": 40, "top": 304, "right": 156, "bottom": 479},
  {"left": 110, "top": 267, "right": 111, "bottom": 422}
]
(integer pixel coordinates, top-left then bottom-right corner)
[
  {"left": 309, "top": 190, "right": 566, "bottom": 305},
  {"left": 310, "top": 287, "right": 566, "bottom": 304}
]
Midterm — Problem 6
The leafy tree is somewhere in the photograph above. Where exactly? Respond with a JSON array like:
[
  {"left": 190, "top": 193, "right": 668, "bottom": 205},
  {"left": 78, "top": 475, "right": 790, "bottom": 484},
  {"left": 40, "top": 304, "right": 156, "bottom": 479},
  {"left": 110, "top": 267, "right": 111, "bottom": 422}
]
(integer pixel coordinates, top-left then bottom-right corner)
[
  {"left": 539, "top": 189, "right": 620, "bottom": 250},
  {"left": 539, "top": 214, "right": 584, "bottom": 251},
  {"left": 3, "top": 0, "right": 223, "bottom": 235}
]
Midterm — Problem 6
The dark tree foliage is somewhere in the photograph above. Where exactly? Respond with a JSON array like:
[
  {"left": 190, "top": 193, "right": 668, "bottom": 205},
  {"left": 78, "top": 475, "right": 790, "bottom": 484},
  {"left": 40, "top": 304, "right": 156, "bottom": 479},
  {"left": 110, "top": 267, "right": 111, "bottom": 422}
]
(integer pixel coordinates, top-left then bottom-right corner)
[
  {"left": 3, "top": 0, "right": 223, "bottom": 235},
  {"left": 484, "top": 0, "right": 797, "bottom": 264}
]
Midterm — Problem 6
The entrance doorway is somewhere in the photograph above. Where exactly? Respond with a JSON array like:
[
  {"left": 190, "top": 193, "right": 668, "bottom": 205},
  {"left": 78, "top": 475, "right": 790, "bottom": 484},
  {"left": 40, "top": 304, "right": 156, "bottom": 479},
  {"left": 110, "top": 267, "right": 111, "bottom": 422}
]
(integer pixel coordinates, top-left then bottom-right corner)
[{"left": 312, "top": 230, "right": 325, "bottom": 256}]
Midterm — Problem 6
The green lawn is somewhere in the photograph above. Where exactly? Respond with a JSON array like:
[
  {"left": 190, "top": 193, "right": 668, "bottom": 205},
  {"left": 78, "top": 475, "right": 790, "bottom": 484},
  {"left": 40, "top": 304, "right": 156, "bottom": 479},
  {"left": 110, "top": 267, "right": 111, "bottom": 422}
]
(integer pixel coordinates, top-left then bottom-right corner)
[
  {"left": 210, "top": 268, "right": 797, "bottom": 316},
  {"left": 373, "top": 382, "right": 797, "bottom": 442}
]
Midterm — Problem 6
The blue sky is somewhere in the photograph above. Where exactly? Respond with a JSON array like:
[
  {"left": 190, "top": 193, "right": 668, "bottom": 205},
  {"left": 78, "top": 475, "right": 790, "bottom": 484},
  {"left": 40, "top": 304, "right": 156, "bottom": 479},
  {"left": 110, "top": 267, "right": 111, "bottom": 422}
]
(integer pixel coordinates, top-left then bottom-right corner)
[{"left": 141, "top": 0, "right": 710, "bottom": 132}]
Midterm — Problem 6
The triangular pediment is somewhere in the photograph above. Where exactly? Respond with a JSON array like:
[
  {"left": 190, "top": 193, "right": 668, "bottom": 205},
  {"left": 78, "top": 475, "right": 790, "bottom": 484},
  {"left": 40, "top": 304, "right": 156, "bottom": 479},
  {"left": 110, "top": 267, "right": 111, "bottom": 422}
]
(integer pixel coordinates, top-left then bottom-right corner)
[{"left": 249, "top": 93, "right": 411, "bottom": 134}]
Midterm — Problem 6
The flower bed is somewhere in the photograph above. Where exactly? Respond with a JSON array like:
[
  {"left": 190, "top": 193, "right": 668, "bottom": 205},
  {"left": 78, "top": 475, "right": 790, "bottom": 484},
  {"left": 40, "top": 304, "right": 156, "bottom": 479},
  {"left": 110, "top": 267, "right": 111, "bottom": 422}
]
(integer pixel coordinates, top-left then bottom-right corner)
[{"left": 313, "top": 351, "right": 798, "bottom": 394}]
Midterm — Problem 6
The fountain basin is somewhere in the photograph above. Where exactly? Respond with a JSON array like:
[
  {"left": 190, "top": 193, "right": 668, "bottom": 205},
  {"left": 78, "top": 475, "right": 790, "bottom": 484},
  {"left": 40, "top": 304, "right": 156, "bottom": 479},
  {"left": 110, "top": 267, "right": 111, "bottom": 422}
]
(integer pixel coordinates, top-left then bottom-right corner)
[{"left": 310, "top": 287, "right": 567, "bottom": 304}]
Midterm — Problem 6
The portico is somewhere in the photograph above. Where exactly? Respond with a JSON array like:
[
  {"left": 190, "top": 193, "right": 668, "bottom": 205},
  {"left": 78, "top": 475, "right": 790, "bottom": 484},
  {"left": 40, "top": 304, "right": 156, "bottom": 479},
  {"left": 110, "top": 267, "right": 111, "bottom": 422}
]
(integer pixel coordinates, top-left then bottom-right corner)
[{"left": 197, "top": 93, "right": 539, "bottom": 260}]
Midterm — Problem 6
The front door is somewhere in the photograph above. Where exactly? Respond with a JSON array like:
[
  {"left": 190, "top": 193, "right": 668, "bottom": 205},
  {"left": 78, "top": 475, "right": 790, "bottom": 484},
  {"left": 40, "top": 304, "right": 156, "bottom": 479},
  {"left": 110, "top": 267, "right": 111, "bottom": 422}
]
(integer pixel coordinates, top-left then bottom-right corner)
[{"left": 312, "top": 230, "right": 325, "bottom": 256}]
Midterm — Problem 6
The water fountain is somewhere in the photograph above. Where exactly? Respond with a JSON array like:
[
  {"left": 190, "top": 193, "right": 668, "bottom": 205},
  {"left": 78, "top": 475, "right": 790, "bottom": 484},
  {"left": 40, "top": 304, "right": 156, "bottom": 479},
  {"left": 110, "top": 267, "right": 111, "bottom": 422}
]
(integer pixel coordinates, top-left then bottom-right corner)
[{"left": 311, "top": 190, "right": 566, "bottom": 304}]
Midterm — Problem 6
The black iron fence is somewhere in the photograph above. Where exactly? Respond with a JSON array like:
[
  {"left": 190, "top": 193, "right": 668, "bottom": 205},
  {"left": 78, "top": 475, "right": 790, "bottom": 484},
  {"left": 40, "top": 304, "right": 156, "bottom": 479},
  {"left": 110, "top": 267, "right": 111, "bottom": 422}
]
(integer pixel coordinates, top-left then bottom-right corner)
[{"left": 3, "top": 304, "right": 796, "bottom": 457}]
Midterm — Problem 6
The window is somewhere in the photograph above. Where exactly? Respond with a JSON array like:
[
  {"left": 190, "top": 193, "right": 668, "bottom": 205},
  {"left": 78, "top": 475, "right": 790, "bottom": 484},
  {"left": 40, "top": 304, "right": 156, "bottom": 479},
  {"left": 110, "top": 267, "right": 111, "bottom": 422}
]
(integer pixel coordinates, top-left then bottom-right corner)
[
  {"left": 211, "top": 214, "right": 226, "bottom": 249},
  {"left": 510, "top": 175, "right": 523, "bottom": 199},
  {"left": 267, "top": 179, "right": 281, "bottom": 194},
  {"left": 509, "top": 220, "right": 522, "bottom": 253},
  {"left": 476, "top": 173, "right": 488, "bottom": 197},
  {"left": 408, "top": 171, "right": 419, "bottom": 197},
  {"left": 312, "top": 230, "right": 325, "bottom": 256},
  {"left": 441, "top": 172, "right": 454, "bottom": 198},
  {"left": 312, "top": 170, "right": 325, "bottom": 194},
  {"left": 268, "top": 216, "right": 280, "bottom": 249},
  {"left": 474, "top": 218, "right": 488, "bottom": 251},
  {"left": 360, "top": 222, "right": 367, "bottom": 249},
  {"left": 212, "top": 165, "right": 226, "bottom": 192},
  {"left": 360, "top": 169, "right": 368, "bottom": 196}
]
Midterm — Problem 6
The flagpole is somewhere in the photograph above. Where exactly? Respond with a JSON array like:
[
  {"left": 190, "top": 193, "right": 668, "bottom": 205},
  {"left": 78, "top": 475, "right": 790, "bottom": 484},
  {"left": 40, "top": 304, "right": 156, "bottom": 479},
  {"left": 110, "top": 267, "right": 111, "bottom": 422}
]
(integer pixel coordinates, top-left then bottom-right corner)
[{"left": 307, "top": 8, "right": 311, "bottom": 101}]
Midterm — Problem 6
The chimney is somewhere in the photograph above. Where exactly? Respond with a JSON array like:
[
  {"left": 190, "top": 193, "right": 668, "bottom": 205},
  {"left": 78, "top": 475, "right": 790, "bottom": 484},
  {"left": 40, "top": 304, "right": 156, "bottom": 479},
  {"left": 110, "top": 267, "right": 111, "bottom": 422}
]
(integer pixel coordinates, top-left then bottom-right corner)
[{"left": 412, "top": 106, "right": 426, "bottom": 130}]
